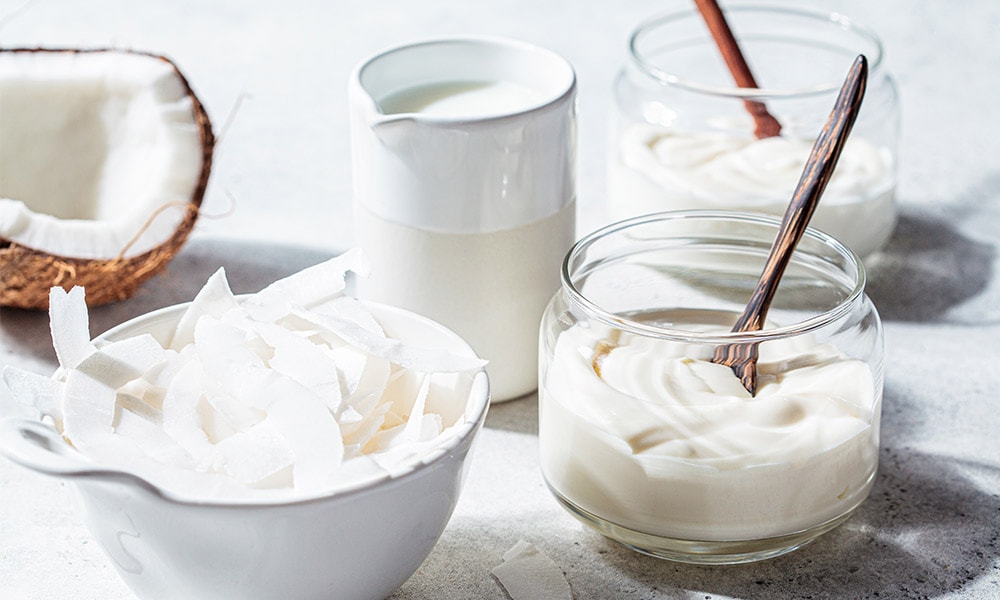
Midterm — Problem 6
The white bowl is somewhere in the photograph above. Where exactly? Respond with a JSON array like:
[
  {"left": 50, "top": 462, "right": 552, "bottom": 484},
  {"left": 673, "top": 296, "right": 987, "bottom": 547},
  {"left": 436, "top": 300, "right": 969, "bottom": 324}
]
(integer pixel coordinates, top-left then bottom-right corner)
[{"left": 0, "top": 301, "right": 490, "bottom": 600}]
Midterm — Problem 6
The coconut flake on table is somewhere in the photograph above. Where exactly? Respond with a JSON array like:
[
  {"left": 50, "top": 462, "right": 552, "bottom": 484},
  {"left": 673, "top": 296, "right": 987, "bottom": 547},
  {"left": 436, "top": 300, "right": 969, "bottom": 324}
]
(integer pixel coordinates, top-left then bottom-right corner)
[
  {"left": 491, "top": 540, "right": 573, "bottom": 600},
  {"left": 0, "top": 250, "right": 486, "bottom": 500}
]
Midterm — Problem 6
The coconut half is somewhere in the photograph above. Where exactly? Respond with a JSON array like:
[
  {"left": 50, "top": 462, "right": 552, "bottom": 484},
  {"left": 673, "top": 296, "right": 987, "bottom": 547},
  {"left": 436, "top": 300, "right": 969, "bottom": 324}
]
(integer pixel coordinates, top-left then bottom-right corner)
[{"left": 0, "top": 48, "right": 214, "bottom": 309}]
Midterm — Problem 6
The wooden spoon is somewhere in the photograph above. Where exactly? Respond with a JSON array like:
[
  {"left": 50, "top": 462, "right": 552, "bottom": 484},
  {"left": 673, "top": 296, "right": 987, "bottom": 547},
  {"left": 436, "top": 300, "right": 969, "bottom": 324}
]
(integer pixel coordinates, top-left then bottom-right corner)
[
  {"left": 711, "top": 54, "right": 869, "bottom": 396},
  {"left": 693, "top": 0, "right": 782, "bottom": 138}
]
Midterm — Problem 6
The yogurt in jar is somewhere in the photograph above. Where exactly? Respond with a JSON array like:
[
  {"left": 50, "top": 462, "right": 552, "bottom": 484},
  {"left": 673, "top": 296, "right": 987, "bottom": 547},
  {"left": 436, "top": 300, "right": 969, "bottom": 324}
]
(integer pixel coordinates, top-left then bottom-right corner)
[
  {"left": 608, "top": 125, "right": 896, "bottom": 257},
  {"left": 539, "top": 309, "right": 880, "bottom": 542}
]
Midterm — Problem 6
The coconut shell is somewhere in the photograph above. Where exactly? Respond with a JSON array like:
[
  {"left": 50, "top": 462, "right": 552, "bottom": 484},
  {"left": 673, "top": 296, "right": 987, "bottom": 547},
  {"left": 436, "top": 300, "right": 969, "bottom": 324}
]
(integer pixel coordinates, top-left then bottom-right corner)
[{"left": 0, "top": 48, "right": 215, "bottom": 310}]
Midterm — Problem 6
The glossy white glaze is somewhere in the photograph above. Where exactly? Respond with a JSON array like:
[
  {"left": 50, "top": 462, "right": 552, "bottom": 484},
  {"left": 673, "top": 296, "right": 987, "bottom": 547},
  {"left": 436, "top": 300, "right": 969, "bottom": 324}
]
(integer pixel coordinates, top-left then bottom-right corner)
[
  {"left": 348, "top": 36, "right": 576, "bottom": 235},
  {"left": 349, "top": 36, "right": 577, "bottom": 401}
]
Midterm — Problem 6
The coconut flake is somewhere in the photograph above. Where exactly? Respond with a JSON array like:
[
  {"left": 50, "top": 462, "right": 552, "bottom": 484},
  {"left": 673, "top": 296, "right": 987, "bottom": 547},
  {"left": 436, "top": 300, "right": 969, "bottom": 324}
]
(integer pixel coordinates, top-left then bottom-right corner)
[
  {"left": 1, "top": 366, "right": 65, "bottom": 422},
  {"left": 300, "top": 308, "right": 488, "bottom": 373},
  {"left": 74, "top": 334, "right": 168, "bottom": 388},
  {"left": 243, "top": 247, "right": 370, "bottom": 322},
  {"left": 492, "top": 540, "right": 573, "bottom": 600},
  {"left": 170, "top": 267, "right": 238, "bottom": 350},
  {"left": 401, "top": 375, "right": 432, "bottom": 442},
  {"left": 342, "top": 352, "right": 393, "bottom": 415},
  {"left": 262, "top": 382, "right": 344, "bottom": 492},
  {"left": 161, "top": 359, "right": 213, "bottom": 458},
  {"left": 116, "top": 385, "right": 163, "bottom": 425},
  {"left": 48, "top": 286, "right": 95, "bottom": 369},
  {"left": 320, "top": 342, "right": 372, "bottom": 401},
  {"left": 115, "top": 407, "right": 196, "bottom": 469},
  {"left": 2, "top": 250, "right": 485, "bottom": 501},
  {"left": 61, "top": 367, "right": 118, "bottom": 451},
  {"left": 193, "top": 316, "right": 269, "bottom": 402},
  {"left": 342, "top": 400, "right": 392, "bottom": 452},
  {"left": 323, "top": 295, "right": 384, "bottom": 335},
  {"left": 199, "top": 421, "right": 295, "bottom": 485},
  {"left": 253, "top": 319, "right": 344, "bottom": 412},
  {"left": 61, "top": 329, "right": 168, "bottom": 449}
]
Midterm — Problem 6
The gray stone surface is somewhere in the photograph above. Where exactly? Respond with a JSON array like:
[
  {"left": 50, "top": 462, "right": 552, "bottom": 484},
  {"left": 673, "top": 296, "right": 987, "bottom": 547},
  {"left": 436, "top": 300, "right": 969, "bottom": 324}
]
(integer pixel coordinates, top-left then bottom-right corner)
[{"left": 2, "top": 0, "right": 999, "bottom": 598}]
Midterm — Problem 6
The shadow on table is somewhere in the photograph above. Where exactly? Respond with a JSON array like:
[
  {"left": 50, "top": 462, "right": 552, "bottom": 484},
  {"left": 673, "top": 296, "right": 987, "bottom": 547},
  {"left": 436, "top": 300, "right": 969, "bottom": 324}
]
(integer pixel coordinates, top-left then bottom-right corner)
[
  {"left": 484, "top": 394, "right": 539, "bottom": 436},
  {"left": 0, "top": 238, "right": 335, "bottom": 363},
  {"left": 411, "top": 383, "right": 1000, "bottom": 599},
  {"left": 866, "top": 210, "right": 998, "bottom": 324}
]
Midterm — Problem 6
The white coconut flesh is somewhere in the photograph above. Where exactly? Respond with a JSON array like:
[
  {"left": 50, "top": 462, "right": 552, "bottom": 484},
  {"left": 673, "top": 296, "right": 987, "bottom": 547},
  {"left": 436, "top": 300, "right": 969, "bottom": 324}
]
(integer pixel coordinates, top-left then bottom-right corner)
[
  {"left": 0, "top": 49, "right": 208, "bottom": 260},
  {"left": 0, "top": 48, "right": 213, "bottom": 309}
]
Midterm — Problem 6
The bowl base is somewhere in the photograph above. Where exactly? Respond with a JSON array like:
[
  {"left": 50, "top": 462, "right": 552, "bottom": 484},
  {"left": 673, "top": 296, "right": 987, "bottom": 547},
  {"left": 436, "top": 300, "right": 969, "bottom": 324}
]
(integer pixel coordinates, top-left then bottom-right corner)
[{"left": 548, "top": 486, "right": 860, "bottom": 564}]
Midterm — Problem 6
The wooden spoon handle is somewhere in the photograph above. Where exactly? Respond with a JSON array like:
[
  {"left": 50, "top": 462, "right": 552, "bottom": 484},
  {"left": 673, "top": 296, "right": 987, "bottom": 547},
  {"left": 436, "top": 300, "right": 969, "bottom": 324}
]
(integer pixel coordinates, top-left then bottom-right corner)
[
  {"left": 714, "top": 55, "right": 868, "bottom": 396},
  {"left": 732, "top": 54, "right": 869, "bottom": 335},
  {"left": 693, "top": 0, "right": 782, "bottom": 139}
]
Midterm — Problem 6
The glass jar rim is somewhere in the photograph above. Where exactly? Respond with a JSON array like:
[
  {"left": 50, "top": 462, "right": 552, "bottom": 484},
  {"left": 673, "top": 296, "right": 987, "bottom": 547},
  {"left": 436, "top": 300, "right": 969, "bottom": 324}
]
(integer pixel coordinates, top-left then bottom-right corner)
[
  {"left": 628, "top": 4, "right": 886, "bottom": 98},
  {"left": 561, "top": 210, "right": 867, "bottom": 344}
]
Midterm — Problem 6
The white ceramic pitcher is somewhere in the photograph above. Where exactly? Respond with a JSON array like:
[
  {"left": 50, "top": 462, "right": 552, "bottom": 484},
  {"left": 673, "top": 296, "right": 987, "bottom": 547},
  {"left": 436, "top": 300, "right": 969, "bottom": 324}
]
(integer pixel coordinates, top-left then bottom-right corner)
[{"left": 349, "top": 36, "right": 577, "bottom": 402}]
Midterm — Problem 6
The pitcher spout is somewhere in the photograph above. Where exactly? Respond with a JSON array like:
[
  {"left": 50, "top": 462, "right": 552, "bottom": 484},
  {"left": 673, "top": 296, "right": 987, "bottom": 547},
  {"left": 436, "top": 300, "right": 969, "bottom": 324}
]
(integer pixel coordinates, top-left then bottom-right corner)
[{"left": 369, "top": 114, "right": 419, "bottom": 146}]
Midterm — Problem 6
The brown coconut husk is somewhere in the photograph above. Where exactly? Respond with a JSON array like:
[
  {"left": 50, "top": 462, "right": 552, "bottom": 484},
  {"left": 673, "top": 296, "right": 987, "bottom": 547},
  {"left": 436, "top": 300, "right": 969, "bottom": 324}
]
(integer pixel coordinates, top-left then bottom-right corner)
[{"left": 0, "top": 47, "right": 215, "bottom": 310}]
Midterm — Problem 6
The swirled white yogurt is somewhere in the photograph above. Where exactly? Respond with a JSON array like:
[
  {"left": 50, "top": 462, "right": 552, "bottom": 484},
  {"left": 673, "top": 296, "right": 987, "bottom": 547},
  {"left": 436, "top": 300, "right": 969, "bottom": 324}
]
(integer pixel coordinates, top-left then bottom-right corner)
[
  {"left": 539, "top": 310, "right": 879, "bottom": 541},
  {"left": 608, "top": 125, "right": 896, "bottom": 257}
]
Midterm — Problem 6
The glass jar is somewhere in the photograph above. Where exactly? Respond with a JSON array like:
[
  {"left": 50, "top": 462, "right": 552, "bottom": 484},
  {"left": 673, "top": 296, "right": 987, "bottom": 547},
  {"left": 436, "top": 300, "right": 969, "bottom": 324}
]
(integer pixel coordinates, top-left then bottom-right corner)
[
  {"left": 538, "top": 211, "right": 884, "bottom": 564},
  {"left": 609, "top": 5, "right": 900, "bottom": 258}
]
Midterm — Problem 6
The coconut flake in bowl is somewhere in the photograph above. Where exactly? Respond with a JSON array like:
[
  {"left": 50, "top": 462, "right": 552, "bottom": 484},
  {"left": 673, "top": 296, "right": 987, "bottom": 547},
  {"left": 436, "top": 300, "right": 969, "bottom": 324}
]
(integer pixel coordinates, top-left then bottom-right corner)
[{"left": 0, "top": 248, "right": 490, "bottom": 600}]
